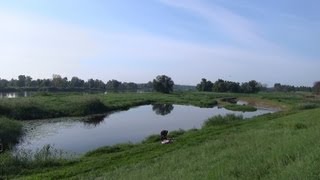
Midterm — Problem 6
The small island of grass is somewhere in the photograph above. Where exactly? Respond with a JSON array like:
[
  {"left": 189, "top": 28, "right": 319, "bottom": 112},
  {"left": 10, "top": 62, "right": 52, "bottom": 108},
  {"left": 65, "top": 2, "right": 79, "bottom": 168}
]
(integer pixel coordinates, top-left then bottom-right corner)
[{"left": 224, "top": 104, "right": 257, "bottom": 112}]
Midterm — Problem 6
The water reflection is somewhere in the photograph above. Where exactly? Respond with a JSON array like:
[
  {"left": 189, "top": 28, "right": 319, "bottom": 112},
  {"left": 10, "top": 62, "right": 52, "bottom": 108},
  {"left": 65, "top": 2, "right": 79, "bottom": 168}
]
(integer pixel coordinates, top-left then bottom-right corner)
[
  {"left": 16, "top": 105, "right": 276, "bottom": 154},
  {"left": 0, "top": 91, "right": 32, "bottom": 99},
  {"left": 152, "top": 104, "right": 174, "bottom": 115},
  {"left": 83, "top": 114, "right": 107, "bottom": 128}
]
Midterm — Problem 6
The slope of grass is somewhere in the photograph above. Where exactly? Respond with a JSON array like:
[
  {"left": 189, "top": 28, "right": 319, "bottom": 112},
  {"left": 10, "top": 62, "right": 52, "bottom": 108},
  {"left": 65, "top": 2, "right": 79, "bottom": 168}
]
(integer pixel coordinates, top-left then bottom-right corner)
[
  {"left": 0, "top": 92, "right": 223, "bottom": 120},
  {"left": 224, "top": 104, "right": 257, "bottom": 112},
  {"left": 6, "top": 108, "right": 320, "bottom": 179},
  {"left": 0, "top": 117, "right": 23, "bottom": 149}
]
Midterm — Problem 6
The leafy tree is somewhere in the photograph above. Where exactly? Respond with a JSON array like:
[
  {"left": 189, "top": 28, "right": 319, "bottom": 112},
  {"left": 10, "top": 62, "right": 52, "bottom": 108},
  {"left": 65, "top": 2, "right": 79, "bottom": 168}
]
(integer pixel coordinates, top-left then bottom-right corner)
[
  {"left": 274, "top": 83, "right": 295, "bottom": 92},
  {"left": 227, "top": 81, "right": 241, "bottom": 93},
  {"left": 0, "top": 78, "right": 9, "bottom": 89},
  {"left": 25, "top": 76, "right": 32, "bottom": 87},
  {"left": 17, "top": 75, "right": 26, "bottom": 87},
  {"left": 241, "top": 80, "right": 261, "bottom": 93},
  {"left": 248, "top": 80, "right": 260, "bottom": 93},
  {"left": 70, "top": 76, "right": 85, "bottom": 88},
  {"left": 87, "top": 79, "right": 95, "bottom": 89},
  {"left": 52, "top": 74, "right": 64, "bottom": 88},
  {"left": 152, "top": 104, "right": 174, "bottom": 115},
  {"left": 106, "top": 80, "right": 121, "bottom": 91},
  {"left": 313, "top": 81, "right": 320, "bottom": 94},
  {"left": 213, "top": 79, "right": 228, "bottom": 92},
  {"left": 196, "top": 78, "right": 213, "bottom": 92},
  {"left": 153, "top": 75, "right": 174, "bottom": 93}
]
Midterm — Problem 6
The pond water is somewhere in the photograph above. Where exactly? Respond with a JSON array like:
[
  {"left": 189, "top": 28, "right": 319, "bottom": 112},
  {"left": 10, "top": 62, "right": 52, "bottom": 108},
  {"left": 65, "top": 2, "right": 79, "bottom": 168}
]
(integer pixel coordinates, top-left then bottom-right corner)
[
  {"left": 15, "top": 104, "right": 275, "bottom": 154},
  {"left": 0, "top": 91, "right": 32, "bottom": 99}
]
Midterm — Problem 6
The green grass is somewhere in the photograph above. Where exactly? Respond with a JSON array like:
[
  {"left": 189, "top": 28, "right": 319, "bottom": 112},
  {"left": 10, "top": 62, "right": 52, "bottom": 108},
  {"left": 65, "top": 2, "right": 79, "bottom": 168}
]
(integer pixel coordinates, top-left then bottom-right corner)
[
  {"left": 0, "top": 117, "right": 23, "bottom": 149},
  {"left": 2, "top": 107, "right": 319, "bottom": 179},
  {"left": 224, "top": 104, "right": 257, "bottom": 112},
  {"left": 0, "top": 92, "right": 222, "bottom": 120},
  {"left": 2, "top": 91, "right": 320, "bottom": 179}
]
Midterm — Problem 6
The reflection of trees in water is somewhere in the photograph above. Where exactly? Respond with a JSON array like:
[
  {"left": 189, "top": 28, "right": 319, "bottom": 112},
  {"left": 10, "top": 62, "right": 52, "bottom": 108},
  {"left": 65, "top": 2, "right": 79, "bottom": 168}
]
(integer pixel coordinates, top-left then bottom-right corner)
[
  {"left": 83, "top": 114, "right": 107, "bottom": 127},
  {"left": 152, "top": 104, "right": 174, "bottom": 116}
]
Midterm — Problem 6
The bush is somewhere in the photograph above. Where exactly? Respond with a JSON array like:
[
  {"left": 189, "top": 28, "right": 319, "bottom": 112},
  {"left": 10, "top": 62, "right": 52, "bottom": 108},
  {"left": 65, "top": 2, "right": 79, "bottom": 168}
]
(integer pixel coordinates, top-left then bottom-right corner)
[
  {"left": 86, "top": 143, "right": 134, "bottom": 156},
  {"left": 0, "top": 144, "right": 74, "bottom": 177},
  {"left": 0, "top": 118, "right": 23, "bottom": 149},
  {"left": 142, "top": 134, "right": 161, "bottom": 144},
  {"left": 294, "top": 123, "right": 308, "bottom": 130},
  {"left": 203, "top": 114, "right": 243, "bottom": 127},
  {"left": 224, "top": 104, "right": 257, "bottom": 112},
  {"left": 169, "top": 129, "right": 186, "bottom": 138},
  {"left": 297, "top": 103, "right": 318, "bottom": 110}
]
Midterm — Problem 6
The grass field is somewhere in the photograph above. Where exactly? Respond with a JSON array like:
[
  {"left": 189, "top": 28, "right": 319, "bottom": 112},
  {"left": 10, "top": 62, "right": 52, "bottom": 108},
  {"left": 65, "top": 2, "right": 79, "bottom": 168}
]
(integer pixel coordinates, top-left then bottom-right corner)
[
  {"left": 1, "top": 92, "right": 320, "bottom": 179},
  {"left": 0, "top": 92, "right": 225, "bottom": 120}
]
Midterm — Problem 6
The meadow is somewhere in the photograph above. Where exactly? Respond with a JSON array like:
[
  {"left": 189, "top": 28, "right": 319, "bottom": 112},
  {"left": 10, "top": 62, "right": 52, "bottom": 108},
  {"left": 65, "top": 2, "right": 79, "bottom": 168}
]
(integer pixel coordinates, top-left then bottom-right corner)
[{"left": 1, "top": 91, "right": 320, "bottom": 179}]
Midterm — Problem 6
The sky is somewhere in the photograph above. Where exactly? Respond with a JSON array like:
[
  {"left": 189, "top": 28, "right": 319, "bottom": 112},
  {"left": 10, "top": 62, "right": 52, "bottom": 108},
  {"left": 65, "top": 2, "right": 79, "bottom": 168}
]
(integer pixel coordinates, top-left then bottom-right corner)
[{"left": 0, "top": 0, "right": 319, "bottom": 86}]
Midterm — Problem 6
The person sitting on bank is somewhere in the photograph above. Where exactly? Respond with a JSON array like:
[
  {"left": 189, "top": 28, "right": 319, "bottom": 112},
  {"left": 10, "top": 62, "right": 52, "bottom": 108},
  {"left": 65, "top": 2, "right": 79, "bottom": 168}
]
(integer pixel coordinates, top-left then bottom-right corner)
[{"left": 160, "top": 130, "right": 172, "bottom": 144}]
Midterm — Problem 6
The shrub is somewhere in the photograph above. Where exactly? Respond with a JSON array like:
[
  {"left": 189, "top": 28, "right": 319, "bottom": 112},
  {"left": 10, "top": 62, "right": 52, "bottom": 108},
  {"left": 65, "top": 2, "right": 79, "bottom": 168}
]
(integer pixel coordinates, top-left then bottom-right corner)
[
  {"left": 294, "top": 123, "right": 308, "bottom": 130},
  {"left": 85, "top": 143, "right": 134, "bottom": 156},
  {"left": 224, "top": 104, "right": 257, "bottom": 112},
  {"left": 203, "top": 114, "right": 243, "bottom": 127},
  {"left": 297, "top": 103, "right": 318, "bottom": 110},
  {"left": 0, "top": 118, "right": 23, "bottom": 149}
]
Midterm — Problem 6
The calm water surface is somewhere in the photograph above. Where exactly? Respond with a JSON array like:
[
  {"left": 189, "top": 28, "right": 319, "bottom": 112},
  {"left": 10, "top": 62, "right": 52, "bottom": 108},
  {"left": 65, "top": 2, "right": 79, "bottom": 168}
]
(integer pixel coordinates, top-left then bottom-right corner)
[
  {"left": 0, "top": 92, "right": 32, "bottom": 98},
  {"left": 16, "top": 104, "right": 274, "bottom": 154}
]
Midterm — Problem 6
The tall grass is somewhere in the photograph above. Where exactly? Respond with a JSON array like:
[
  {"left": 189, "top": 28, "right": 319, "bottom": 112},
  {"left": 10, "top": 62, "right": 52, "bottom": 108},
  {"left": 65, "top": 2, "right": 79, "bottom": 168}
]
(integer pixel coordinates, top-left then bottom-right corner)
[
  {"left": 203, "top": 114, "right": 244, "bottom": 127},
  {"left": 0, "top": 144, "right": 75, "bottom": 178},
  {"left": 0, "top": 117, "right": 23, "bottom": 149},
  {"left": 0, "top": 92, "right": 223, "bottom": 120},
  {"left": 224, "top": 104, "right": 257, "bottom": 112}
]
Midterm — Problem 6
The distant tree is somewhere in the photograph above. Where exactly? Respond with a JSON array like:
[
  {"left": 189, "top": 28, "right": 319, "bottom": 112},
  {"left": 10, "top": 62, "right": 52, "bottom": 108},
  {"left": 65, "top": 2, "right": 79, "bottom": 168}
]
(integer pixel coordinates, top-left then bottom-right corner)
[
  {"left": 153, "top": 75, "right": 174, "bottom": 93},
  {"left": 87, "top": 79, "right": 95, "bottom": 89},
  {"left": 152, "top": 104, "right": 174, "bottom": 115},
  {"left": 248, "top": 80, "right": 260, "bottom": 93},
  {"left": 106, "top": 80, "right": 121, "bottom": 91},
  {"left": 273, "top": 83, "right": 295, "bottom": 92},
  {"left": 313, "top": 81, "right": 320, "bottom": 94},
  {"left": 227, "top": 81, "right": 241, "bottom": 93},
  {"left": 70, "top": 76, "right": 85, "bottom": 88},
  {"left": 0, "top": 78, "right": 9, "bottom": 89},
  {"left": 52, "top": 74, "right": 64, "bottom": 88},
  {"left": 241, "top": 80, "right": 261, "bottom": 93},
  {"left": 95, "top": 79, "right": 106, "bottom": 89},
  {"left": 25, "top": 76, "right": 32, "bottom": 87},
  {"left": 17, "top": 75, "right": 26, "bottom": 87},
  {"left": 196, "top": 78, "right": 213, "bottom": 92},
  {"left": 61, "top": 77, "right": 69, "bottom": 88},
  {"left": 213, "top": 79, "right": 228, "bottom": 92}
]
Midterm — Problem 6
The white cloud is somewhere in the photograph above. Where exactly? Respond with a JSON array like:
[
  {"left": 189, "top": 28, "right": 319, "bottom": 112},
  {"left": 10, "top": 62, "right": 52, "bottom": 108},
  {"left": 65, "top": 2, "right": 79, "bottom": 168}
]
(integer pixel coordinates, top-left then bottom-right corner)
[{"left": 0, "top": 8, "right": 318, "bottom": 86}]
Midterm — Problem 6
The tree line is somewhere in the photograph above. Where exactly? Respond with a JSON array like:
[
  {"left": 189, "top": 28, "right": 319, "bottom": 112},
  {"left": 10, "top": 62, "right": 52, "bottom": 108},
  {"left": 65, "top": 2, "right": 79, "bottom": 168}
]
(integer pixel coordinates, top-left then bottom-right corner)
[
  {"left": 0, "top": 74, "right": 318, "bottom": 94},
  {"left": 196, "top": 78, "right": 262, "bottom": 93},
  {"left": 0, "top": 75, "right": 153, "bottom": 92},
  {"left": 196, "top": 78, "right": 316, "bottom": 94},
  {"left": 273, "top": 83, "right": 312, "bottom": 92}
]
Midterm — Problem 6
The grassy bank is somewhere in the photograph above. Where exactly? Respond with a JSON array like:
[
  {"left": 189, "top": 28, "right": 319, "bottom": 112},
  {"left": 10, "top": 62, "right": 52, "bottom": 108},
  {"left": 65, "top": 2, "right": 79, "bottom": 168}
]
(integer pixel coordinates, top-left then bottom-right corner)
[
  {"left": 0, "top": 117, "right": 23, "bottom": 149},
  {"left": 2, "top": 91, "right": 320, "bottom": 179},
  {"left": 2, "top": 107, "right": 319, "bottom": 179},
  {"left": 0, "top": 92, "right": 224, "bottom": 120},
  {"left": 224, "top": 104, "right": 257, "bottom": 112}
]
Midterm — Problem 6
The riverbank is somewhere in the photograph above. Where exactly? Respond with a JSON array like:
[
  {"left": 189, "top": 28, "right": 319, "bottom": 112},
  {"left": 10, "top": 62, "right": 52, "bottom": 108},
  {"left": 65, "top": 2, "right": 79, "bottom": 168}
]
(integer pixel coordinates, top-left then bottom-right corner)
[
  {"left": 2, "top": 107, "right": 320, "bottom": 179},
  {"left": 0, "top": 92, "right": 226, "bottom": 120},
  {"left": 0, "top": 118, "right": 23, "bottom": 150},
  {"left": 0, "top": 91, "right": 302, "bottom": 121},
  {"left": 1, "top": 92, "right": 319, "bottom": 179}
]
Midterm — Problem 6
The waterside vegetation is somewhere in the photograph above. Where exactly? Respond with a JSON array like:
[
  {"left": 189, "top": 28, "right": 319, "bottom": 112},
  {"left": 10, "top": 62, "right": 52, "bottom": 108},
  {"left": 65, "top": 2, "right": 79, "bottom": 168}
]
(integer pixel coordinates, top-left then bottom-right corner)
[{"left": 1, "top": 91, "right": 320, "bottom": 179}]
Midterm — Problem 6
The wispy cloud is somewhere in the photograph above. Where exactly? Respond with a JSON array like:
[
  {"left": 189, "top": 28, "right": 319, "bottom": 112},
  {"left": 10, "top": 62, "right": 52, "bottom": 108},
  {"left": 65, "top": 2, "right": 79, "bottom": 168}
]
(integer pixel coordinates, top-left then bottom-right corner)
[
  {"left": 158, "top": 0, "right": 278, "bottom": 49},
  {"left": 0, "top": 8, "right": 318, "bottom": 86}
]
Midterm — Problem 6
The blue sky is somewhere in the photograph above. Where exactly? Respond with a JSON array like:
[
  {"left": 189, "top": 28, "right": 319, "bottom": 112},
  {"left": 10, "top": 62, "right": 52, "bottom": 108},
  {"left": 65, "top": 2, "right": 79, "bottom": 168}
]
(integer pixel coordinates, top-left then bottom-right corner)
[{"left": 0, "top": 0, "right": 319, "bottom": 86}]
